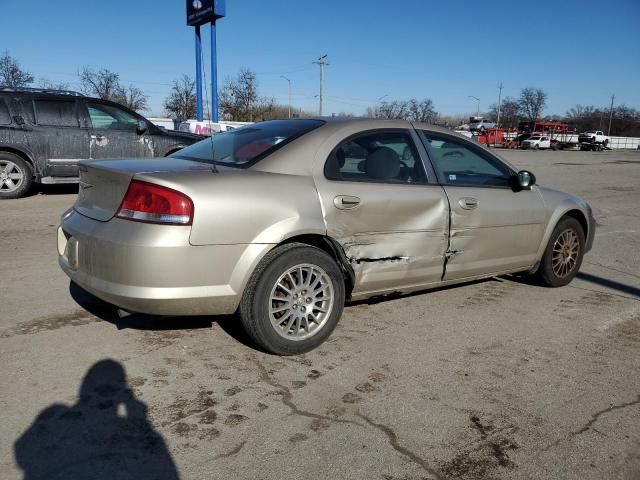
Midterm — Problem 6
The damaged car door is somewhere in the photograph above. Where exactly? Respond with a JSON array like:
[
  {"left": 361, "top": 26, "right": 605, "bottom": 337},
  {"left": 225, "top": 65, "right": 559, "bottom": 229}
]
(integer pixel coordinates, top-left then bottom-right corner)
[
  {"left": 317, "top": 128, "right": 449, "bottom": 295},
  {"left": 83, "top": 101, "right": 154, "bottom": 159},
  {"left": 420, "top": 131, "right": 546, "bottom": 280},
  {"left": 32, "top": 97, "right": 90, "bottom": 179}
]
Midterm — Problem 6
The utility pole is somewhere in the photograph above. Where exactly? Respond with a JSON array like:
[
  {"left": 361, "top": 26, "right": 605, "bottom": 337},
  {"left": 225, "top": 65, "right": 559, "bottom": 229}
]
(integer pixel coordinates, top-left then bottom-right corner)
[
  {"left": 608, "top": 93, "right": 615, "bottom": 136},
  {"left": 280, "top": 75, "right": 291, "bottom": 118},
  {"left": 313, "top": 54, "right": 328, "bottom": 116},
  {"left": 246, "top": 71, "right": 255, "bottom": 122},
  {"left": 496, "top": 82, "right": 503, "bottom": 127}
]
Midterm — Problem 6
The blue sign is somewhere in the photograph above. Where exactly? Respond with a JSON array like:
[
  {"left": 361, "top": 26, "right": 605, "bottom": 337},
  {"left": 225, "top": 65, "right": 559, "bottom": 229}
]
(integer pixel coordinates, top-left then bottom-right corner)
[{"left": 187, "top": 0, "right": 225, "bottom": 27}]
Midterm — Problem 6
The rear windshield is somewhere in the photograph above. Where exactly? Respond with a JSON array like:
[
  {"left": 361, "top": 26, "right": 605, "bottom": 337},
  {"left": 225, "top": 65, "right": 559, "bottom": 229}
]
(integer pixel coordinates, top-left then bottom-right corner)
[{"left": 171, "top": 119, "right": 325, "bottom": 167}]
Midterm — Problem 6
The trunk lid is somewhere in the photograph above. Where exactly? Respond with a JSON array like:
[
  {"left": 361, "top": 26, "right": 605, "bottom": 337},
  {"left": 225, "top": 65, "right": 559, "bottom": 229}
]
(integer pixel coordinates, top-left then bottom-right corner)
[{"left": 74, "top": 158, "right": 213, "bottom": 221}]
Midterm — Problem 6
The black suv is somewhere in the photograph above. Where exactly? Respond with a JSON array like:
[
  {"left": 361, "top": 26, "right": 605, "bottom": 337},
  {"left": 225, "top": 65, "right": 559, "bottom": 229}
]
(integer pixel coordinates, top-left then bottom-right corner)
[{"left": 0, "top": 87, "right": 204, "bottom": 198}]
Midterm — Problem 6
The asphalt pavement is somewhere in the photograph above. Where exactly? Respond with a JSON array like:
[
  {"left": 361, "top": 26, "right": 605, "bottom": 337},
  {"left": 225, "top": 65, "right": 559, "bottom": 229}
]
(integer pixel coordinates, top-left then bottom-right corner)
[{"left": 1, "top": 149, "right": 638, "bottom": 480}]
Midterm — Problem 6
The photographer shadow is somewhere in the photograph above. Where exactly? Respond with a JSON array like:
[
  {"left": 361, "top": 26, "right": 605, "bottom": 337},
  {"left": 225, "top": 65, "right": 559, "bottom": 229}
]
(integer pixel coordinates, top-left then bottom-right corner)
[{"left": 14, "top": 359, "right": 180, "bottom": 480}]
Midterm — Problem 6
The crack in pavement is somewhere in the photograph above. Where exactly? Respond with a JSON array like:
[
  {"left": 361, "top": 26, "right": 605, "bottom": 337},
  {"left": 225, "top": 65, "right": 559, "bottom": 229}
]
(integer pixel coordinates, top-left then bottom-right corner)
[
  {"left": 249, "top": 355, "right": 361, "bottom": 427},
  {"left": 543, "top": 394, "right": 640, "bottom": 451},
  {"left": 249, "top": 355, "right": 442, "bottom": 479},
  {"left": 357, "top": 413, "right": 443, "bottom": 480}
]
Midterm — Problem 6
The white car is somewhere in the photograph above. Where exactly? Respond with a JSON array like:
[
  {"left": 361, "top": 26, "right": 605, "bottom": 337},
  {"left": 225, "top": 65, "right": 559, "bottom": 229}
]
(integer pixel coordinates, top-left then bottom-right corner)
[
  {"left": 521, "top": 135, "right": 551, "bottom": 150},
  {"left": 468, "top": 119, "right": 496, "bottom": 131}
]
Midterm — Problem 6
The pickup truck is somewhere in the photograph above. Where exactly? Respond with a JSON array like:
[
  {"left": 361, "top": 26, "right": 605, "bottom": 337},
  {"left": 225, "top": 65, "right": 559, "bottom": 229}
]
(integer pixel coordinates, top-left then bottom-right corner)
[
  {"left": 578, "top": 130, "right": 609, "bottom": 151},
  {"left": 521, "top": 135, "right": 551, "bottom": 150}
]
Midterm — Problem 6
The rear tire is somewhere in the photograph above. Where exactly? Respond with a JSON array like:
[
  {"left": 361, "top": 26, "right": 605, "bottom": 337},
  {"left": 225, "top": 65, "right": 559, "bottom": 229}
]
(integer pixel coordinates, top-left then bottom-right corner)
[
  {"left": 0, "top": 152, "right": 33, "bottom": 199},
  {"left": 239, "top": 243, "right": 345, "bottom": 355},
  {"left": 534, "top": 217, "right": 585, "bottom": 287}
]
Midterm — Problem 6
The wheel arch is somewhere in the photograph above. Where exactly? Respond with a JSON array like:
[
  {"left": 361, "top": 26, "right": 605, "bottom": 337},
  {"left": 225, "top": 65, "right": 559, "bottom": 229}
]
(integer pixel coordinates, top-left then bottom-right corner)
[
  {"left": 0, "top": 145, "right": 35, "bottom": 172},
  {"left": 228, "top": 233, "right": 354, "bottom": 312},
  {"left": 563, "top": 209, "right": 588, "bottom": 238},
  {"left": 535, "top": 207, "right": 589, "bottom": 262},
  {"left": 280, "top": 234, "right": 355, "bottom": 299}
]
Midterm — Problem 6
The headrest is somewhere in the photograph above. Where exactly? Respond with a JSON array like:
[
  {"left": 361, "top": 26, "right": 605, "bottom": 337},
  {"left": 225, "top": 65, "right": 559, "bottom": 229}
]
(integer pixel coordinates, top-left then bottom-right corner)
[
  {"left": 366, "top": 146, "right": 400, "bottom": 180},
  {"left": 336, "top": 148, "right": 346, "bottom": 167}
]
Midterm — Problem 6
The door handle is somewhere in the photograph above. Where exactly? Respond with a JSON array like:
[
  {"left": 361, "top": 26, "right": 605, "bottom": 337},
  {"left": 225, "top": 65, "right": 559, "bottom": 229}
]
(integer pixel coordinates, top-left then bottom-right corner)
[
  {"left": 459, "top": 197, "right": 478, "bottom": 210},
  {"left": 334, "top": 195, "right": 361, "bottom": 210}
]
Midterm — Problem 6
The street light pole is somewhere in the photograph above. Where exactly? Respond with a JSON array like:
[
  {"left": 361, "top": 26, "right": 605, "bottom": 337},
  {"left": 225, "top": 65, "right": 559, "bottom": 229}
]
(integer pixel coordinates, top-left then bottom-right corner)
[
  {"left": 468, "top": 95, "right": 480, "bottom": 118},
  {"left": 280, "top": 75, "right": 291, "bottom": 119},
  {"left": 496, "top": 82, "right": 503, "bottom": 127}
]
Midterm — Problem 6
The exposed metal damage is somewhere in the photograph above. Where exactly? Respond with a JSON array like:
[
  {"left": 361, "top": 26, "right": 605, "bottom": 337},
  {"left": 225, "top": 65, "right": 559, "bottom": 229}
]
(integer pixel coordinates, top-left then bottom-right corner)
[{"left": 350, "top": 256, "right": 410, "bottom": 264}]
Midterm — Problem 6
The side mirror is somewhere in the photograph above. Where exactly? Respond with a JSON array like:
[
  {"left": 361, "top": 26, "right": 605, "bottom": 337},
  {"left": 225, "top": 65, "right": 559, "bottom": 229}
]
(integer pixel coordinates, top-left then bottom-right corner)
[
  {"left": 136, "top": 120, "right": 148, "bottom": 134},
  {"left": 511, "top": 170, "right": 536, "bottom": 191}
]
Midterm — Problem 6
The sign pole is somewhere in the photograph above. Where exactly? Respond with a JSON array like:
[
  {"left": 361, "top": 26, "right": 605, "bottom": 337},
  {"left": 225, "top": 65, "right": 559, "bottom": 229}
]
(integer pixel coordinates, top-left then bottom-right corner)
[
  {"left": 195, "top": 25, "right": 203, "bottom": 121},
  {"left": 210, "top": 21, "right": 219, "bottom": 122}
]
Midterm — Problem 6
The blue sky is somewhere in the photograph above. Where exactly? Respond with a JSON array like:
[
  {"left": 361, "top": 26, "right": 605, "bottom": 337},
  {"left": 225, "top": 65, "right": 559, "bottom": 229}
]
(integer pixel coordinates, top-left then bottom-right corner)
[{"left": 1, "top": 0, "right": 638, "bottom": 117}]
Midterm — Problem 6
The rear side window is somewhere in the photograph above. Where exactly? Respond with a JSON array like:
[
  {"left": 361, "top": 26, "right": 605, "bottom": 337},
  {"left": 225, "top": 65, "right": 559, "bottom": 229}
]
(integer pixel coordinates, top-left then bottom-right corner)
[
  {"left": 34, "top": 99, "right": 78, "bottom": 127},
  {"left": 9, "top": 97, "right": 35, "bottom": 124},
  {"left": 0, "top": 100, "right": 10, "bottom": 125},
  {"left": 325, "top": 130, "right": 427, "bottom": 184},
  {"left": 171, "top": 119, "right": 325, "bottom": 168}
]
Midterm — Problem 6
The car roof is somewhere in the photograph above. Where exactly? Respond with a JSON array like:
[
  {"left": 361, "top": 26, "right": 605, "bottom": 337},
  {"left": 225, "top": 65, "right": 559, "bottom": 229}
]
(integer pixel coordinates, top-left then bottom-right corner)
[
  {"left": 280, "top": 116, "right": 463, "bottom": 137},
  {"left": 0, "top": 88, "right": 105, "bottom": 103},
  {"left": 253, "top": 117, "right": 507, "bottom": 175}
]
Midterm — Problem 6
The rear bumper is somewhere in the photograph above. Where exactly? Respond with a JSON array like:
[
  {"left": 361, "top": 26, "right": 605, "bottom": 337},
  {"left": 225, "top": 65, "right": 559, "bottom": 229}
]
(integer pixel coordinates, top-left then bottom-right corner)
[{"left": 58, "top": 210, "right": 269, "bottom": 315}]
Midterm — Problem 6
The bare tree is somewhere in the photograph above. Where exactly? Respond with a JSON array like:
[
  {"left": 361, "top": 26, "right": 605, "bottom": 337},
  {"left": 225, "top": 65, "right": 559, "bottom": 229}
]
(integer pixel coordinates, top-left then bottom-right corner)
[
  {"left": 407, "top": 98, "right": 438, "bottom": 123},
  {"left": 37, "top": 77, "right": 71, "bottom": 91},
  {"left": 565, "top": 104, "right": 596, "bottom": 121},
  {"left": 164, "top": 75, "right": 196, "bottom": 121},
  {"left": 79, "top": 67, "right": 121, "bottom": 100},
  {"left": 518, "top": 87, "right": 547, "bottom": 123},
  {"left": 114, "top": 85, "right": 148, "bottom": 112},
  {"left": 0, "top": 52, "right": 34, "bottom": 87},
  {"left": 219, "top": 68, "right": 274, "bottom": 121},
  {"left": 79, "top": 67, "right": 147, "bottom": 112},
  {"left": 369, "top": 98, "right": 438, "bottom": 123},
  {"left": 488, "top": 96, "right": 521, "bottom": 128}
]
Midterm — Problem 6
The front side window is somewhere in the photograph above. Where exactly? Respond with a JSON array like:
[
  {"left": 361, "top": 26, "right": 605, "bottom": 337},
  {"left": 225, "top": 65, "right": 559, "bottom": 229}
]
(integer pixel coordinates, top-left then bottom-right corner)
[
  {"left": 325, "top": 130, "right": 426, "bottom": 184},
  {"left": 87, "top": 102, "right": 139, "bottom": 130},
  {"left": 34, "top": 99, "right": 77, "bottom": 127},
  {"left": 171, "top": 119, "right": 325, "bottom": 168},
  {"left": 421, "top": 132, "right": 511, "bottom": 187}
]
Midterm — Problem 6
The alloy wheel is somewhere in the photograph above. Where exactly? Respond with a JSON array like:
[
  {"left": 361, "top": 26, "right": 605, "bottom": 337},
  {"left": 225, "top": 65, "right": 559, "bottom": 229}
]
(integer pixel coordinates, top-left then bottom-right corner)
[
  {"left": 552, "top": 229, "right": 580, "bottom": 278},
  {"left": 0, "top": 160, "right": 25, "bottom": 193},
  {"left": 269, "top": 263, "right": 335, "bottom": 341}
]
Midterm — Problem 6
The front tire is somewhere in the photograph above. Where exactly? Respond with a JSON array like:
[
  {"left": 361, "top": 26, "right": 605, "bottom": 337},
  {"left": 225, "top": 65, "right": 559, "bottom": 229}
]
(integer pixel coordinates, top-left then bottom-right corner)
[
  {"left": 239, "top": 243, "right": 345, "bottom": 355},
  {"left": 0, "top": 153, "right": 33, "bottom": 199},
  {"left": 534, "top": 217, "right": 585, "bottom": 287}
]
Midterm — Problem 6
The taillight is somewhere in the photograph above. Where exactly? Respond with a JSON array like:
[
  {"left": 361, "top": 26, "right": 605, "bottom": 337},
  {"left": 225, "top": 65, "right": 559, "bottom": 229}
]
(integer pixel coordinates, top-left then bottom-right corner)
[{"left": 116, "top": 180, "right": 194, "bottom": 225}]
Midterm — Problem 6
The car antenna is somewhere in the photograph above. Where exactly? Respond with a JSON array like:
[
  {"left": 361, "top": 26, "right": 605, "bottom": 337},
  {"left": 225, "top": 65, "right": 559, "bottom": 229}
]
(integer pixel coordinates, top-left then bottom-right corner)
[{"left": 201, "top": 50, "right": 218, "bottom": 173}]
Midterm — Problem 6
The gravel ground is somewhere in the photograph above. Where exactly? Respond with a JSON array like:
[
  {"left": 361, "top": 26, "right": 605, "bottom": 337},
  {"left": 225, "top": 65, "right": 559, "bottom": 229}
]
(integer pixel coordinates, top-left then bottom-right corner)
[{"left": 1, "top": 149, "right": 638, "bottom": 480}]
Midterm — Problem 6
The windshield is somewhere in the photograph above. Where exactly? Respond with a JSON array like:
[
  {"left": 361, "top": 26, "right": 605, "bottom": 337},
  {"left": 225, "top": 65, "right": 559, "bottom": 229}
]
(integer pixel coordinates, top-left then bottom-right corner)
[
  {"left": 171, "top": 119, "right": 325, "bottom": 167},
  {"left": 529, "top": 136, "right": 541, "bottom": 140}
]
